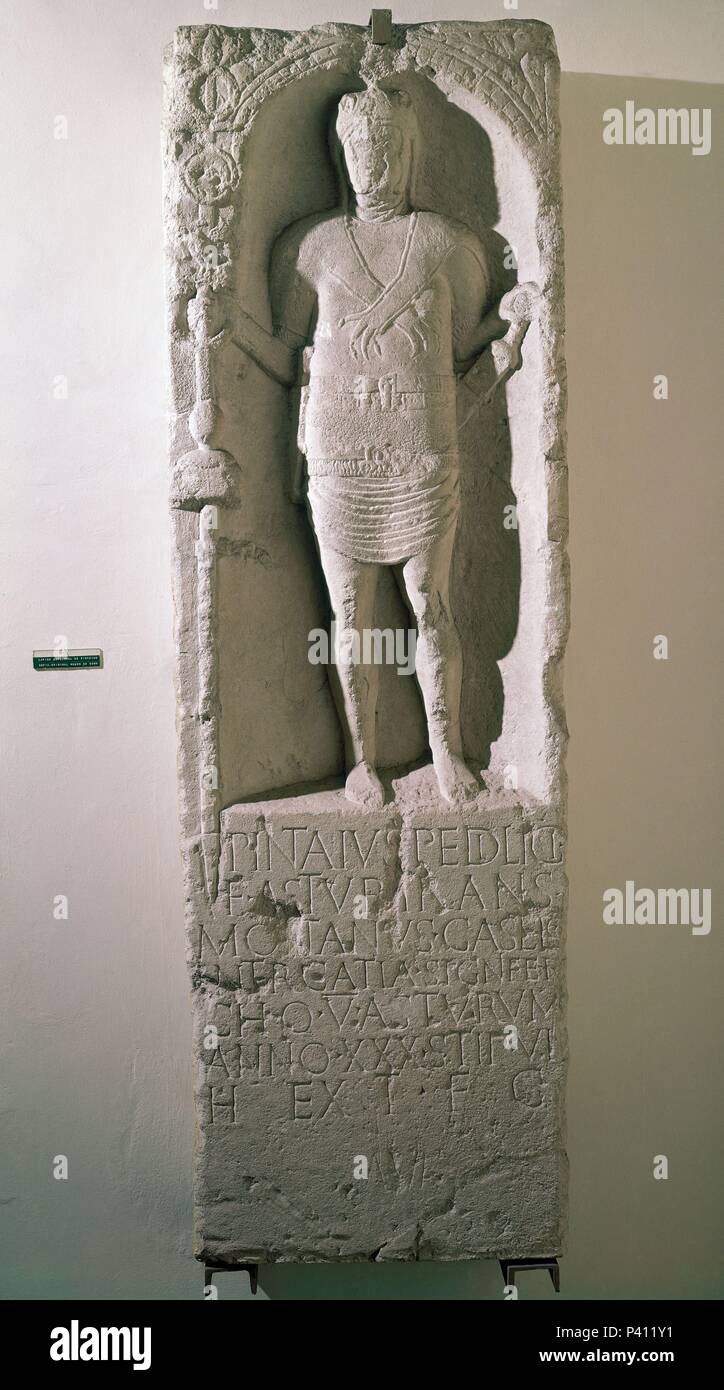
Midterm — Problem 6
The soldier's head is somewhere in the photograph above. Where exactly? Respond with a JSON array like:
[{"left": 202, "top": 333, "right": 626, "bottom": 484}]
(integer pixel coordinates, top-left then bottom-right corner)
[{"left": 335, "top": 87, "right": 418, "bottom": 215}]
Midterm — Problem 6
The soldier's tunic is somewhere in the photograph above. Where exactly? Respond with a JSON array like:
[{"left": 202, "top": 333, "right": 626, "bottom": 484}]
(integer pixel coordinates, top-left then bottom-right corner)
[{"left": 271, "top": 209, "right": 489, "bottom": 564}]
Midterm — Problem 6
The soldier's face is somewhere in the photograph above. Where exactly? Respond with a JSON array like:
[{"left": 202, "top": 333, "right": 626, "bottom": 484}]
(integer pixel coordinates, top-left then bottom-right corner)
[{"left": 342, "top": 127, "right": 408, "bottom": 200}]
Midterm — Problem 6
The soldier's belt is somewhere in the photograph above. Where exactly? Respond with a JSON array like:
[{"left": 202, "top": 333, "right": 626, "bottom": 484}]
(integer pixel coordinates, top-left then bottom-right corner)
[
  {"left": 305, "top": 452, "right": 458, "bottom": 479},
  {"left": 308, "top": 372, "right": 456, "bottom": 408}
]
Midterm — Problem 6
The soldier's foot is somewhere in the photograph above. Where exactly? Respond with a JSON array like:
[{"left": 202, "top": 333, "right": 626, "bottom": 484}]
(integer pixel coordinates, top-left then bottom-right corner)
[
  {"left": 434, "top": 752, "right": 480, "bottom": 804},
  {"left": 345, "top": 760, "right": 385, "bottom": 809}
]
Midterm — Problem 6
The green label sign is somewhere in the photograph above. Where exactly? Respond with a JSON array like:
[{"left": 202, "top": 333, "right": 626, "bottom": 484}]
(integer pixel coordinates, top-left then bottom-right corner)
[{"left": 33, "top": 650, "right": 103, "bottom": 671}]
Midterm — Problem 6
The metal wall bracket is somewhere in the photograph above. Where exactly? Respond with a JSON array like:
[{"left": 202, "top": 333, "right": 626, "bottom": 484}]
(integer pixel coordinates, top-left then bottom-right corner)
[
  {"left": 370, "top": 10, "right": 392, "bottom": 45},
  {"left": 204, "top": 1262, "right": 258, "bottom": 1296},
  {"left": 500, "top": 1257, "right": 560, "bottom": 1294},
  {"left": 202, "top": 1257, "right": 558, "bottom": 1298}
]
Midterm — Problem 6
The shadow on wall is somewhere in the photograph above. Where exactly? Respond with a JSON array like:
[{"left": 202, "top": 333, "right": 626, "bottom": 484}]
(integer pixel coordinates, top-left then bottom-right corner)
[{"left": 406, "top": 76, "right": 522, "bottom": 778}]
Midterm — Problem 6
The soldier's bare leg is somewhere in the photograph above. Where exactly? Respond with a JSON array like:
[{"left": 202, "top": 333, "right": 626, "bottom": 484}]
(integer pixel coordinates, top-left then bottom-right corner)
[
  {"left": 317, "top": 544, "right": 385, "bottom": 809},
  {"left": 397, "top": 528, "right": 480, "bottom": 803}
]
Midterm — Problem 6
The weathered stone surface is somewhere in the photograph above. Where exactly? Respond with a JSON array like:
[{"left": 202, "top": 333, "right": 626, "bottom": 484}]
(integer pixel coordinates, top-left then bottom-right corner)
[{"left": 164, "top": 17, "right": 568, "bottom": 1263}]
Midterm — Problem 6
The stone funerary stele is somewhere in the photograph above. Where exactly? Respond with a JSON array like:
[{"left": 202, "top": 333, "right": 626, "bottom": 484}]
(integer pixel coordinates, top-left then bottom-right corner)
[{"left": 163, "top": 13, "right": 568, "bottom": 1268}]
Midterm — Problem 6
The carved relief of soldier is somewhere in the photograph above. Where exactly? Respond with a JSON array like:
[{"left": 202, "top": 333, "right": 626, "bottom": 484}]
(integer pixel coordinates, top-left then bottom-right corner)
[{"left": 230, "top": 86, "right": 536, "bottom": 807}]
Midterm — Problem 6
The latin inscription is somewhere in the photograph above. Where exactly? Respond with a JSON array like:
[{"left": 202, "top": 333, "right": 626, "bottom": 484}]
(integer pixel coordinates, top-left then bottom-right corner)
[{"left": 196, "top": 813, "right": 565, "bottom": 1127}]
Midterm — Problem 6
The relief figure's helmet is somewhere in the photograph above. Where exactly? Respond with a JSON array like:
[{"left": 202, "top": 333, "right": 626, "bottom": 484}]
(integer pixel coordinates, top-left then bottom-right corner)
[
  {"left": 333, "top": 86, "right": 419, "bottom": 206},
  {"left": 335, "top": 86, "right": 418, "bottom": 146}
]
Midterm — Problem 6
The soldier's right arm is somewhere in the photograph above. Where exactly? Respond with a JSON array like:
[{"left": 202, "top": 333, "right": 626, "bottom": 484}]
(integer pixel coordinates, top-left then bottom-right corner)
[
  {"left": 269, "top": 223, "right": 319, "bottom": 504},
  {"left": 229, "top": 223, "right": 317, "bottom": 386},
  {"left": 270, "top": 222, "right": 318, "bottom": 357}
]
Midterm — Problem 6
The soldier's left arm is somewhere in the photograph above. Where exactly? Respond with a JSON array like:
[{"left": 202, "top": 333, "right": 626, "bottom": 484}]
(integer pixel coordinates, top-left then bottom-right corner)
[
  {"left": 449, "top": 234, "right": 504, "bottom": 371},
  {"left": 449, "top": 232, "right": 538, "bottom": 418}
]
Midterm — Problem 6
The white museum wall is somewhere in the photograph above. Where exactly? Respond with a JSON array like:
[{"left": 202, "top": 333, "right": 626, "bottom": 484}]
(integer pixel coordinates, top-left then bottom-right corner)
[{"left": 1, "top": 0, "right": 722, "bottom": 1299}]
